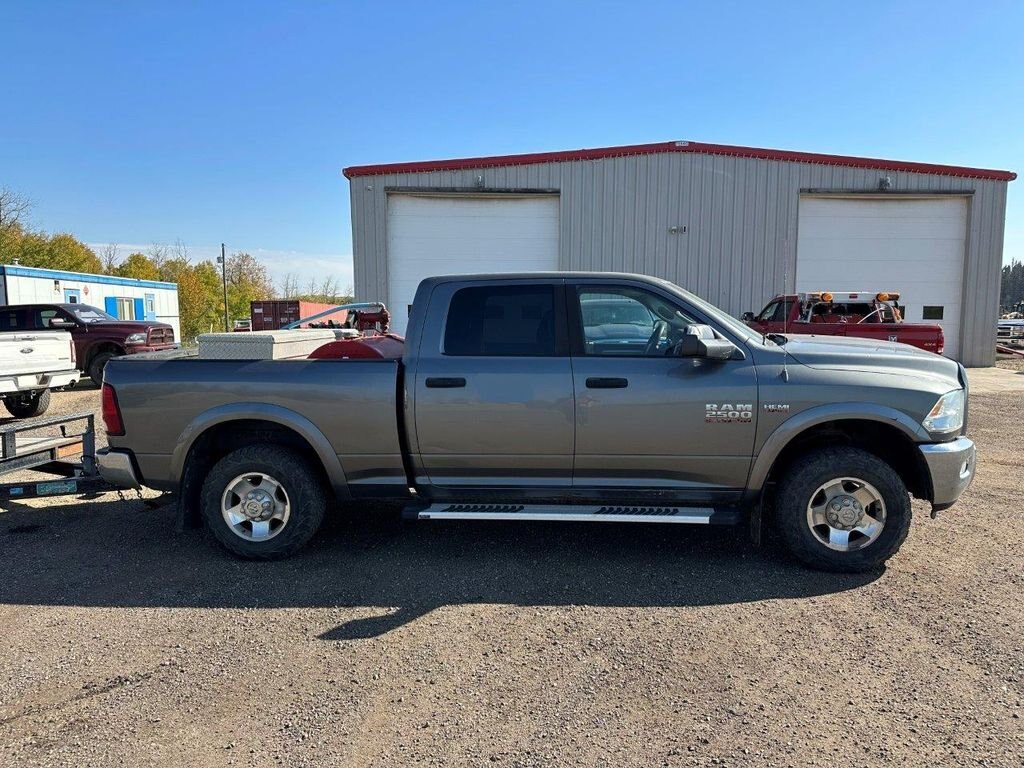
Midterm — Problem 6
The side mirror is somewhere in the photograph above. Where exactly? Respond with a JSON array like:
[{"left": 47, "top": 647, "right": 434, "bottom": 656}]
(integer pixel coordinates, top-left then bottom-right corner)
[
  {"left": 677, "top": 334, "right": 738, "bottom": 360},
  {"left": 741, "top": 312, "right": 755, "bottom": 322},
  {"left": 49, "top": 317, "right": 74, "bottom": 328}
]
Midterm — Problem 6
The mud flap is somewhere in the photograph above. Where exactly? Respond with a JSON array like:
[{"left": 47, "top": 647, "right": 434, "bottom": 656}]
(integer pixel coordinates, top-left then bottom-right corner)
[{"left": 176, "top": 458, "right": 204, "bottom": 531}]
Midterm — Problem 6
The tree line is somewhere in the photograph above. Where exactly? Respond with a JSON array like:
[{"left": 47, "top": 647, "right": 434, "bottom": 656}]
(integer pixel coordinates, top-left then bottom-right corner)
[
  {"left": 1001, "top": 260, "right": 1024, "bottom": 313},
  {"left": 0, "top": 187, "right": 352, "bottom": 341}
]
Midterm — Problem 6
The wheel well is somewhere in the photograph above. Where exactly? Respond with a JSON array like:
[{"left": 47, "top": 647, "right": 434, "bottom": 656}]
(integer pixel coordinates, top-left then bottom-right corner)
[
  {"left": 177, "top": 419, "right": 328, "bottom": 529},
  {"left": 766, "top": 420, "right": 931, "bottom": 502},
  {"left": 85, "top": 342, "right": 124, "bottom": 365}
]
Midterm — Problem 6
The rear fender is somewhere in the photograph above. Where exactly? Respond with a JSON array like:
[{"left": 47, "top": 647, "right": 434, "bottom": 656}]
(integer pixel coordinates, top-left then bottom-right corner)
[{"left": 170, "top": 402, "right": 350, "bottom": 497}]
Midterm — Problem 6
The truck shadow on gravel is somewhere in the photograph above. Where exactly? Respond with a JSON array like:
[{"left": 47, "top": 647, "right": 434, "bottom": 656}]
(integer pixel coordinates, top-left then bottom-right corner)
[{"left": 0, "top": 500, "right": 881, "bottom": 639}]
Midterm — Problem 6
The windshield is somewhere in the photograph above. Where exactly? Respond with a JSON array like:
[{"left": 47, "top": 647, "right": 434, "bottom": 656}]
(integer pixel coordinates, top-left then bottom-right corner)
[{"left": 69, "top": 305, "right": 116, "bottom": 323}]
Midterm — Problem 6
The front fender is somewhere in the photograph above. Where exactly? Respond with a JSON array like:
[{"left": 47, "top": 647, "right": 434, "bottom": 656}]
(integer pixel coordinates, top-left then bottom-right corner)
[
  {"left": 170, "top": 402, "right": 350, "bottom": 497},
  {"left": 746, "top": 402, "right": 929, "bottom": 495}
]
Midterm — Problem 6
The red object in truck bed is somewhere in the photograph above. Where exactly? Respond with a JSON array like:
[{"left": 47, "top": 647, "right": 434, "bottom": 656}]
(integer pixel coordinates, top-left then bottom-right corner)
[{"left": 308, "top": 334, "right": 405, "bottom": 360}]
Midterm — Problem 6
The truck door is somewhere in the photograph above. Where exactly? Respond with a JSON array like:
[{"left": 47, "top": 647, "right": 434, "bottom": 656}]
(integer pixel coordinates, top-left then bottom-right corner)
[
  {"left": 757, "top": 297, "right": 794, "bottom": 334},
  {"left": 410, "top": 279, "right": 574, "bottom": 490},
  {"left": 568, "top": 281, "right": 758, "bottom": 500}
]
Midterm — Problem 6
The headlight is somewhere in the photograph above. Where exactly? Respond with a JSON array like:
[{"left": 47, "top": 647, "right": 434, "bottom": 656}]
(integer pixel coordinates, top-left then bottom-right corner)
[
  {"left": 125, "top": 332, "right": 147, "bottom": 345},
  {"left": 923, "top": 389, "right": 965, "bottom": 434}
]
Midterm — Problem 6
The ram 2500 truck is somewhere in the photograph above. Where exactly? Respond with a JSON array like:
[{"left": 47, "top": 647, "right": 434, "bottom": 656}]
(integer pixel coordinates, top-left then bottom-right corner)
[{"left": 97, "top": 273, "right": 975, "bottom": 572}]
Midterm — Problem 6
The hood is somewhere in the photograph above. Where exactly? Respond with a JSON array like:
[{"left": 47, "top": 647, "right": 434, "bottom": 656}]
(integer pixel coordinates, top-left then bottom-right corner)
[
  {"left": 86, "top": 320, "right": 172, "bottom": 334},
  {"left": 778, "top": 334, "right": 963, "bottom": 384}
]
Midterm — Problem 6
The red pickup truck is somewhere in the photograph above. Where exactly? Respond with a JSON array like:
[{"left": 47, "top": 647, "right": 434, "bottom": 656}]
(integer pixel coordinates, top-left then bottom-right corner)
[{"left": 742, "top": 292, "right": 944, "bottom": 355}]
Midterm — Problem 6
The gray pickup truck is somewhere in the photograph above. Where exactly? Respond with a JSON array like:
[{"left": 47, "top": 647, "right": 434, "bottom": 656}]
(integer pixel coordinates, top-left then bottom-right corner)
[{"left": 97, "top": 273, "right": 975, "bottom": 572}]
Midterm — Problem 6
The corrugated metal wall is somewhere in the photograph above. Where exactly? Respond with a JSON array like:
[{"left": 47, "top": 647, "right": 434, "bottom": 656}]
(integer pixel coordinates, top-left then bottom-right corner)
[{"left": 349, "top": 152, "right": 1009, "bottom": 366}]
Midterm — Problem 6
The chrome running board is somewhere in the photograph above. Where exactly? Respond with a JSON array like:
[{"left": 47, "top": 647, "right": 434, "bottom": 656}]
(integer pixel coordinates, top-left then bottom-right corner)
[{"left": 413, "top": 503, "right": 735, "bottom": 525}]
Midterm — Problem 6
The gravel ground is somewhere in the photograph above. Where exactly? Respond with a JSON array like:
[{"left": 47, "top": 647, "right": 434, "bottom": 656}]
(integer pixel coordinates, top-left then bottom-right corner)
[
  {"left": 1, "top": 382, "right": 1022, "bottom": 767},
  {"left": 995, "top": 355, "right": 1024, "bottom": 372}
]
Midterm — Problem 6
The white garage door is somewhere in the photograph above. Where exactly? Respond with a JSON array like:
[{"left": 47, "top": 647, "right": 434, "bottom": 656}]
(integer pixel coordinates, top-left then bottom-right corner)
[
  {"left": 796, "top": 196, "right": 967, "bottom": 359},
  {"left": 386, "top": 194, "right": 560, "bottom": 333}
]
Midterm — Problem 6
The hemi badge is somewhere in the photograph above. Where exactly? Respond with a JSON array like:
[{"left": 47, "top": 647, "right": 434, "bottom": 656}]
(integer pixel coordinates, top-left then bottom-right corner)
[{"left": 763, "top": 403, "right": 790, "bottom": 413}]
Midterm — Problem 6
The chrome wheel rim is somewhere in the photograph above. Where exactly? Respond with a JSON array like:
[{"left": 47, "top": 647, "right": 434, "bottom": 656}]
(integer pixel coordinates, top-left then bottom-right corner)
[
  {"left": 221, "top": 472, "right": 291, "bottom": 541},
  {"left": 806, "top": 476, "right": 886, "bottom": 552}
]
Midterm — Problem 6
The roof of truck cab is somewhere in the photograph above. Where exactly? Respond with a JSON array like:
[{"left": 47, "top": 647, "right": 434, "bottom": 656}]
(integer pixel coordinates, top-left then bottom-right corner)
[{"left": 418, "top": 272, "right": 674, "bottom": 284}]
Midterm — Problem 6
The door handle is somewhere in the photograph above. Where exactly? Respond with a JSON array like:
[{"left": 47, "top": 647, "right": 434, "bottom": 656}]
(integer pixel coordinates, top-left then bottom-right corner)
[
  {"left": 425, "top": 377, "right": 466, "bottom": 388},
  {"left": 585, "top": 377, "right": 628, "bottom": 389}
]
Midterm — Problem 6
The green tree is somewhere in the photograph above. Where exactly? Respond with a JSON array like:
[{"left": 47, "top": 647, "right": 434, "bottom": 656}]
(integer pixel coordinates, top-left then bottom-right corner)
[
  {"left": 2, "top": 228, "right": 101, "bottom": 273},
  {"left": 1001, "top": 260, "right": 1024, "bottom": 312},
  {"left": 159, "top": 256, "right": 223, "bottom": 341},
  {"left": 224, "top": 252, "right": 275, "bottom": 324},
  {"left": 115, "top": 252, "right": 160, "bottom": 281}
]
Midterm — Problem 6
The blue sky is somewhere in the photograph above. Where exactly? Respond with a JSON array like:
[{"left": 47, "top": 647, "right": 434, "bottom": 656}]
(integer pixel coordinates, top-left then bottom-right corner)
[{"left": 1, "top": 1, "right": 1021, "bottom": 290}]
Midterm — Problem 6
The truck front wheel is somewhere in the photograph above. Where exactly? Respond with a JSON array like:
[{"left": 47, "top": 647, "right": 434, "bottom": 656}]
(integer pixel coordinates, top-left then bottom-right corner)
[
  {"left": 774, "top": 447, "right": 912, "bottom": 573},
  {"left": 3, "top": 390, "right": 51, "bottom": 419},
  {"left": 199, "top": 443, "right": 328, "bottom": 560},
  {"left": 88, "top": 351, "right": 117, "bottom": 386}
]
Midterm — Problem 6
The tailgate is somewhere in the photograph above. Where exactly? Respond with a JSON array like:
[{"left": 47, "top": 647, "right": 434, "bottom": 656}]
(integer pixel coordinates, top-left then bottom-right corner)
[{"left": 0, "top": 332, "right": 75, "bottom": 377}]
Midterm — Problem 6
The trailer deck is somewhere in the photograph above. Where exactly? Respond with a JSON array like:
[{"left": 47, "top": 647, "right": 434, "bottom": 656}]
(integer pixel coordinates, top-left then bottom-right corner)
[{"left": 0, "top": 412, "right": 112, "bottom": 503}]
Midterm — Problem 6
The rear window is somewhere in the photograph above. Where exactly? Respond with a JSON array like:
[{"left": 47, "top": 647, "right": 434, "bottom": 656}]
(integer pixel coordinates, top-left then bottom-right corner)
[
  {"left": 0, "top": 308, "right": 26, "bottom": 330},
  {"left": 444, "top": 285, "right": 557, "bottom": 357}
]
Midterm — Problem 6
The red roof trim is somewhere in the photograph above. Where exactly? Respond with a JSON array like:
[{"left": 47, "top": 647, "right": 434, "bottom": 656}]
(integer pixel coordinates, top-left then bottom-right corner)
[{"left": 343, "top": 140, "right": 1016, "bottom": 182}]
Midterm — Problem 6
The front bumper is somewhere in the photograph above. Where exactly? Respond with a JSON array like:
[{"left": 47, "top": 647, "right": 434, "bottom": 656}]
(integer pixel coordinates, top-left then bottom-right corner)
[
  {"left": 125, "top": 343, "right": 179, "bottom": 354},
  {"left": 96, "top": 448, "right": 142, "bottom": 489},
  {"left": 919, "top": 437, "right": 975, "bottom": 512}
]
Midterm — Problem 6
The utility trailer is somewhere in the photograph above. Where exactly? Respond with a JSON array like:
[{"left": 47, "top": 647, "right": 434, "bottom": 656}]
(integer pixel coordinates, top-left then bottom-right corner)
[{"left": 0, "top": 413, "right": 113, "bottom": 505}]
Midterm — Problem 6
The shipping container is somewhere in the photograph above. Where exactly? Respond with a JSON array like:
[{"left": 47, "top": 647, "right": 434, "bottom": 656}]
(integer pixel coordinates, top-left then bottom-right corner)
[{"left": 249, "top": 300, "right": 346, "bottom": 331}]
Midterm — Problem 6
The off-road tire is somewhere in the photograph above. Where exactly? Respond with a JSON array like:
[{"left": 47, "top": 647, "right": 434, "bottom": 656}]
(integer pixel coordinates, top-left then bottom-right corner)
[
  {"left": 199, "top": 443, "right": 327, "bottom": 560},
  {"left": 88, "top": 352, "right": 116, "bottom": 386},
  {"left": 3, "top": 389, "right": 51, "bottom": 419},
  {"left": 775, "top": 447, "right": 912, "bottom": 573}
]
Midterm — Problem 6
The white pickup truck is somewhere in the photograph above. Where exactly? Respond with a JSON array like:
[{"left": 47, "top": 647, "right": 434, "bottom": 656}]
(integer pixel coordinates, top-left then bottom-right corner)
[{"left": 0, "top": 330, "right": 79, "bottom": 418}]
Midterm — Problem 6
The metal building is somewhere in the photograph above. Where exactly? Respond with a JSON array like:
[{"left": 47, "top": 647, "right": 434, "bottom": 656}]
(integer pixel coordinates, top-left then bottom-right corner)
[
  {"left": 344, "top": 140, "right": 1015, "bottom": 366},
  {"left": 0, "top": 264, "right": 181, "bottom": 340}
]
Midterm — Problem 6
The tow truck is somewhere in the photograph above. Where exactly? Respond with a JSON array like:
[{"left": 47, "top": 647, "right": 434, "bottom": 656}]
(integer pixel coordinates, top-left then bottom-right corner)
[{"left": 743, "top": 292, "right": 945, "bottom": 355}]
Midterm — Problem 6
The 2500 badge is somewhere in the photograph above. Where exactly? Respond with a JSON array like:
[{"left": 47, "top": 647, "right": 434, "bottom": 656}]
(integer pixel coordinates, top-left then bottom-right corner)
[{"left": 705, "top": 403, "right": 753, "bottom": 423}]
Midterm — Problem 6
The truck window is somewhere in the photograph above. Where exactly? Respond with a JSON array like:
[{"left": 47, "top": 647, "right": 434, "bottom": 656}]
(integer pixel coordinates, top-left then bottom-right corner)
[
  {"left": 576, "top": 286, "right": 697, "bottom": 356},
  {"left": 36, "top": 308, "right": 60, "bottom": 329},
  {"left": 444, "top": 285, "right": 558, "bottom": 357},
  {"left": 0, "top": 308, "right": 26, "bottom": 330},
  {"left": 757, "top": 300, "right": 791, "bottom": 323}
]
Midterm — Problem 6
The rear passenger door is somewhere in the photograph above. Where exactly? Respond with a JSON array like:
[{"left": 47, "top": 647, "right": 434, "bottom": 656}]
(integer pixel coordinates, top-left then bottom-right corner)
[{"left": 410, "top": 279, "right": 575, "bottom": 490}]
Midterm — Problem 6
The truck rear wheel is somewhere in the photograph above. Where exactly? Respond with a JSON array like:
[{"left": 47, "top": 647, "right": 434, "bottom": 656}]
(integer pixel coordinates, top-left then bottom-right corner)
[
  {"left": 199, "top": 443, "right": 327, "bottom": 560},
  {"left": 774, "top": 447, "right": 912, "bottom": 573},
  {"left": 4, "top": 390, "right": 51, "bottom": 419}
]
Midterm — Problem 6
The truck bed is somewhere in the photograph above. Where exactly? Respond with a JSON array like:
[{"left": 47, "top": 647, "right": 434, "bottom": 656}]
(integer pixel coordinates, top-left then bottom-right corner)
[{"left": 104, "top": 357, "right": 406, "bottom": 494}]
